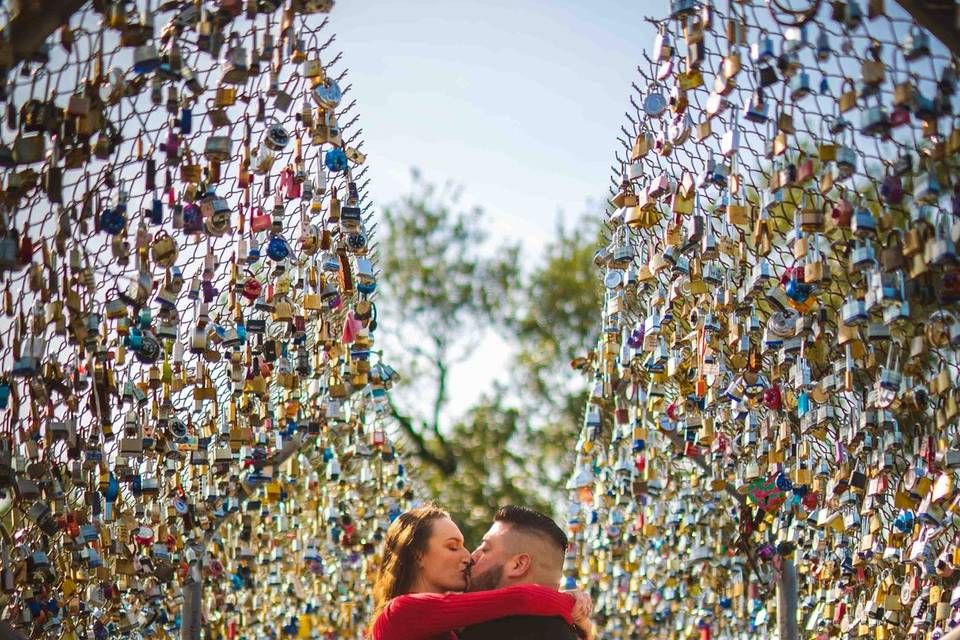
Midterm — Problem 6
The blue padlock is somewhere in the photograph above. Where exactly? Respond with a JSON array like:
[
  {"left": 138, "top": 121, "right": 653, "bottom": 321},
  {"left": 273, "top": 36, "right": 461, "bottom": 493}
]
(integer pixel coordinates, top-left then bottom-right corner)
[
  {"left": 743, "top": 92, "right": 769, "bottom": 124},
  {"left": 99, "top": 207, "right": 126, "bottom": 235},
  {"left": 775, "top": 473, "right": 793, "bottom": 492},
  {"left": 324, "top": 147, "right": 349, "bottom": 173},
  {"left": 148, "top": 197, "right": 163, "bottom": 225},
  {"left": 266, "top": 235, "right": 290, "bottom": 261},
  {"left": 125, "top": 328, "right": 143, "bottom": 351},
  {"left": 103, "top": 474, "right": 119, "bottom": 502},
  {"left": 750, "top": 32, "right": 775, "bottom": 64},
  {"left": 797, "top": 391, "right": 810, "bottom": 417},
  {"left": 180, "top": 106, "right": 192, "bottom": 135},
  {"left": 785, "top": 275, "right": 811, "bottom": 303}
]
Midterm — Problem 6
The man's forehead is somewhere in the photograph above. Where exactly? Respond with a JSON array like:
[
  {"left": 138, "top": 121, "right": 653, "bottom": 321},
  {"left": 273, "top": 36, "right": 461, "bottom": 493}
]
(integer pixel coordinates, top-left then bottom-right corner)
[{"left": 482, "top": 521, "right": 510, "bottom": 542}]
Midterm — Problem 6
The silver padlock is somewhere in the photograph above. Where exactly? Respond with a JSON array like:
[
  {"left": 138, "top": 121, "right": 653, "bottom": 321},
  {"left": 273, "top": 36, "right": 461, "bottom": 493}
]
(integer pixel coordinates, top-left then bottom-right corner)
[{"left": 220, "top": 32, "right": 249, "bottom": 85}]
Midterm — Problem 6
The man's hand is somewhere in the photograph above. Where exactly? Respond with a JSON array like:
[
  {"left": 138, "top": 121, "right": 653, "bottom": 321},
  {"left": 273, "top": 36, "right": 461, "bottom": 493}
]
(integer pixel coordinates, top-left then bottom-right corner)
[{"left": 566, "top": 590, "right": 594, "bottom": 640}]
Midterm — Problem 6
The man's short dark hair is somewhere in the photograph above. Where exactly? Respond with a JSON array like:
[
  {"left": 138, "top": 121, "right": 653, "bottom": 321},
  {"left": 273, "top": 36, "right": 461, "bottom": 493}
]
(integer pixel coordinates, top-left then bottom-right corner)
[{"left": 494, "top": 505, "right": 568, "bottom": 552}]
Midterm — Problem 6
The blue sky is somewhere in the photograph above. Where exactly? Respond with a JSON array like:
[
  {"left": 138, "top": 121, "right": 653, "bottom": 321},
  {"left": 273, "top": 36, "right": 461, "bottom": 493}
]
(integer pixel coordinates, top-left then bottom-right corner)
[{"left": 330, "top": 0, "right": 660, "bottom": 419}]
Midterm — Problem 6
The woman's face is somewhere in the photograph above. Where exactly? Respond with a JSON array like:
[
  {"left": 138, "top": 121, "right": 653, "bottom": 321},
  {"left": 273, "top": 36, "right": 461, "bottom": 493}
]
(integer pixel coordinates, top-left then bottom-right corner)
[{"left": 417, "top": 516, "right": 472, "bottom": 593}]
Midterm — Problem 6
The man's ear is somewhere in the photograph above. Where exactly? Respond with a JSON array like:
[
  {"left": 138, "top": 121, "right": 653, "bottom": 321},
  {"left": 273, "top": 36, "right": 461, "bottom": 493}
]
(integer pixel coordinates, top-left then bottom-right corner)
[{"left": 505, "top": 554, "right": 532, "bottom": 579}]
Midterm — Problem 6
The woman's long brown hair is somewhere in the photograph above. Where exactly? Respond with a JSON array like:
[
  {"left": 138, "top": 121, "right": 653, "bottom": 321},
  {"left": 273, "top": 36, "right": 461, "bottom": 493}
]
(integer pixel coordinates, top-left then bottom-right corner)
[{"left": 372, "top": 504, "right": 449, "bottom": 616}]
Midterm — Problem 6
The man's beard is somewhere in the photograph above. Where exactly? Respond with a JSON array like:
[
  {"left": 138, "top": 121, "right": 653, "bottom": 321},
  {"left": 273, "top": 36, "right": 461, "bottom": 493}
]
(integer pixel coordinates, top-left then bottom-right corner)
[{"left": 467, "top": 563, "right": 503, "bottom": 592}]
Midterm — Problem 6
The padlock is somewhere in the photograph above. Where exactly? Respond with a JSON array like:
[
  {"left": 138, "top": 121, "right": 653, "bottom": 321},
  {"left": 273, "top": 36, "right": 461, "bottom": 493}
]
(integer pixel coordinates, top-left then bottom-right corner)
[
  {"left": 789, "top": 71, "right": 812, "bottom": 101},
  {"left": 925, "top": 216, "right": 957, "bottom": 266},
  {"left": 743, "top": 88, "right": 769, "bottom": 123},
  {"left": 313, "top": 76, "right": 343, "bottom": 109},
  {"left": 652, "top": 28, "right": 673, "bottom": 62},
  {"left": 879, "top": 343, "right": 902, "bottom": 391},
  {"left": 264, "top": 120, "right": 290, "bottom": 151},
  {"left": 903, "top": 26, "right": 931, "bottom": 60},
  {"left": 851, "top": 239, "right": 876, "bottom": 271},
  {"left": 150, "top": 231, "right": 178, "bottom": 268},
  {"left": 836, "top": 144, "right": 857, "bottom": 177},
  {"left": 750, "top": 30, "right": 774, "bottom": 64},
  {"left": 221, "top": 32, "right": 249, "bottom": 84},
  {"left": 861, "top": 100, "right": 890, "bottom": 137},
  {"left": 133, "top": 44, "right": 160, "bottom": 74},
  {"left": 842, "top": 295, "right": 868, "bottom": 326}
]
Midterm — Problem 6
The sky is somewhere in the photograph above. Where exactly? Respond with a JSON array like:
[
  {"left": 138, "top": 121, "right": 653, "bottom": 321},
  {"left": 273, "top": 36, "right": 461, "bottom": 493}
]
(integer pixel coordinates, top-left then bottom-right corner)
[{"left": 329, "top": 0, "right": 660, "bottom": 420}]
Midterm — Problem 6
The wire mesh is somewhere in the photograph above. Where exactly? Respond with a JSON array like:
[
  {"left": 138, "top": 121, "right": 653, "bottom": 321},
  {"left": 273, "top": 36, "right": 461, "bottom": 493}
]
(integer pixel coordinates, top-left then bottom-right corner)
[
  {"left": 0, "top": 1, "right": 413, "bottom": 638},
  {"left": 567, "top": 1, "right": 960, "bottom": 639}
]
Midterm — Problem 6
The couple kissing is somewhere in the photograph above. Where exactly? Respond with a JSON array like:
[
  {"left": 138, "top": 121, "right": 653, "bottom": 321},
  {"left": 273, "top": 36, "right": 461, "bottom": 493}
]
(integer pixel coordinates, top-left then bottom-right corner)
[{"left": 369, "top": 505, "right": 594, "bottom": 639}]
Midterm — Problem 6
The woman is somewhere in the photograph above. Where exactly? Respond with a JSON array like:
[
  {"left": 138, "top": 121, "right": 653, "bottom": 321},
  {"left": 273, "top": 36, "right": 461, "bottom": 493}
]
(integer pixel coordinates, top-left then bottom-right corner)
[{"left": 370, "top": 504, "right": 593, "bottom": 640}]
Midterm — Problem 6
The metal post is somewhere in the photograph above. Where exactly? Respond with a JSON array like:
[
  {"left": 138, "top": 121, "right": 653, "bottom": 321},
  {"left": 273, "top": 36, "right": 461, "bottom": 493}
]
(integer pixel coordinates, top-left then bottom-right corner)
[
  {"left": 181, "top": 578, "right": 202, "bottom": 640},
  {"left": 940, "top": 625, "right": 960, "bottom": 640},
  {"left": 894, "top": 2, "right": 960, "bottom": 58},
  {"left": 4, "top": 0, "right": 88, "bottom": 69},
  {"left": 181, "top": 432, "right": 306, "bottom": 638},
  {"left": 776, "top": 558, "right": 799, "bottom": 640},
  {"left": 0, "top": 621, "right": 29, "bottom": 640}
]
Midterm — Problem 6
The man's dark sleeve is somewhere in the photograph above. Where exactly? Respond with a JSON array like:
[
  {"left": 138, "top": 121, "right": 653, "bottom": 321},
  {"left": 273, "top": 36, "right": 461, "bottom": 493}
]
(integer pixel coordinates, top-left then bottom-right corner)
[{"left": 459, "top": 615, "right": 578, "bottom": 640}]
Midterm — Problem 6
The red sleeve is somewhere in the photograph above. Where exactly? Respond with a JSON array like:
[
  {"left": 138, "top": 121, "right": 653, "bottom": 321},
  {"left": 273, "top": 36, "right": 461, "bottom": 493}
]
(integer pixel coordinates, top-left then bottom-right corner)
[{"left": 370, "top": 584, "right": 575, "bottom": 640}]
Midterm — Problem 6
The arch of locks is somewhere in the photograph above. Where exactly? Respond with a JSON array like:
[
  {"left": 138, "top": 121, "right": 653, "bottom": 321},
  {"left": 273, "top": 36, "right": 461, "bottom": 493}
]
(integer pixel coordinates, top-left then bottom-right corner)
[
  {"left": 0, "top": 0, "right": 409, "bottom": 638},
  {"left": 1, "top": 0, "right": 960, "bottom": 639},
  {"left": 564, "top": 1, "right": 960, "bottom": 639}
]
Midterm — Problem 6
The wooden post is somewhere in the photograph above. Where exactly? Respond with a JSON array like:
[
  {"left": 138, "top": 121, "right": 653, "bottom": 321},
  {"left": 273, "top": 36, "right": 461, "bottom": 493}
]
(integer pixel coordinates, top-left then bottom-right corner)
[{"left": 776, "top": 558, "right": 799, "bottom": 640}]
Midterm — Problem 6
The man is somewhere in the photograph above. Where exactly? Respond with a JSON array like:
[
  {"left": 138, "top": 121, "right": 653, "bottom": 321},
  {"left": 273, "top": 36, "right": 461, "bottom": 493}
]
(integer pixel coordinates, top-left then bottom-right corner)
[{"left": 460, "top": 506, "right": 588, "bottom": 640}]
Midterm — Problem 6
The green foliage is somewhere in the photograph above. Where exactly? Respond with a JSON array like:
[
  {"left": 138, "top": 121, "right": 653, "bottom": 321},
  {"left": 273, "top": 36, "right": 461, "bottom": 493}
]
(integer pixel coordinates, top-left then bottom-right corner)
[
  {"left": 379, "top": 169, "right": 521, "bottom": 345},
  {"left": 419, "top": 389, "right": 555, "bottom": 545},
  {"left": 510, "top": 220, "right": 602, "bottom": 409},
  {"left": 379, "top": 170, "right": 601, "bottom": 544}
]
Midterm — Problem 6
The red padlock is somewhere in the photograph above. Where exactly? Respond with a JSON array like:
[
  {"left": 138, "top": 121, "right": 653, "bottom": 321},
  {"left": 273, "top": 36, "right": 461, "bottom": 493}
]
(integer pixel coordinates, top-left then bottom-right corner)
[
  {"left": 18, "top": 232, "right": 33, "bottom": 266},
  {"left": 249, "top": 206, "right": 272, "bottom": 233},
  {"left": 133, "top": 525, "right": 155, "bottom": 546},
  {"left": 762, "top": 384, "right": 782, "bottom": 411},
  {"left": 241, "top": 272, "right": 262, "bottom": 301},
  {"left": 666, "top": 401, "right": 680, "bottom": 421},
  {"left": 831, "top": 198, "right": 853, "bottom": 226}
]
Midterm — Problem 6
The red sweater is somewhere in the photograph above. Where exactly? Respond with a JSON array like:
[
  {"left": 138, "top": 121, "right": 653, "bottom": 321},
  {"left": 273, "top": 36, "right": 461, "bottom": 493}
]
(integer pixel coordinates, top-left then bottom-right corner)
[{"left": 370, "top": 584, "right": 575, "bottom": 640}]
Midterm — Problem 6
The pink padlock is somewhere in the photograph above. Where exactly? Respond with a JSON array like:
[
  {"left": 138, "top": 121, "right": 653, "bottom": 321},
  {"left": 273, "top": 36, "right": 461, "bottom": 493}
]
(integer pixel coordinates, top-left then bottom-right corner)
[
  {"left": 341, "top": 311, "right": 363, "bottom": 344},
  {"left": 281, "top": 166, "right": 301, "bottom": 199}
]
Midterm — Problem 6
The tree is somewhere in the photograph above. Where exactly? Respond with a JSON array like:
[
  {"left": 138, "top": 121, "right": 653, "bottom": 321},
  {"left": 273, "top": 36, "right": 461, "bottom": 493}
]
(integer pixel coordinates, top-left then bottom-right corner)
[
  {"left": 378, "top": 171, "right": 601, "bottom": 543},
  {"left": 505, "top": 218, "right": 603, "bottom": 499},
  {"left": 378, "top": 169, "right": 521, "bottom": 478}
]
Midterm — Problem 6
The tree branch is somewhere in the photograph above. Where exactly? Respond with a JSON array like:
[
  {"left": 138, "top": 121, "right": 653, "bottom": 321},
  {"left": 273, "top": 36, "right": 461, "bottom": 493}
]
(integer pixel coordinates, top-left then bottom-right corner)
[
  {"left": 432, "top": 358, "right": 447, "bottom": 438},
  {"left": 388, "top": 393, "right": 456, "bottom": 475},
  {"left": 429, "top": 338, "right": 458, "bottom": 472}
]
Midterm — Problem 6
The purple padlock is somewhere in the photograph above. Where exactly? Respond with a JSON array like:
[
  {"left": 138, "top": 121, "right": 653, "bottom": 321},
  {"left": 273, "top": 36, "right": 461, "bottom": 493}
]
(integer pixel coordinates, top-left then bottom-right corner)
[
  {"left": 627, "top": 326, "right": 644, "bottom": 349},
  {"left": 201, "top": 280, "right": 218, "bottom": 304},
  {"left": 158, "top": 130, "right": 180, "bottom": 163}
]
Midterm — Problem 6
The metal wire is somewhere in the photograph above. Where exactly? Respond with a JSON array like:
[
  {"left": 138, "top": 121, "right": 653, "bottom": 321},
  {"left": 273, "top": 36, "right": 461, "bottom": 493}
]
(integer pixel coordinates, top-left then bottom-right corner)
[
  {"left": 568, "top": 1, "right": 960, "bottom": 638},
  {"left": 0, "top": 2, "right": 413, "bottom": 638}
]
